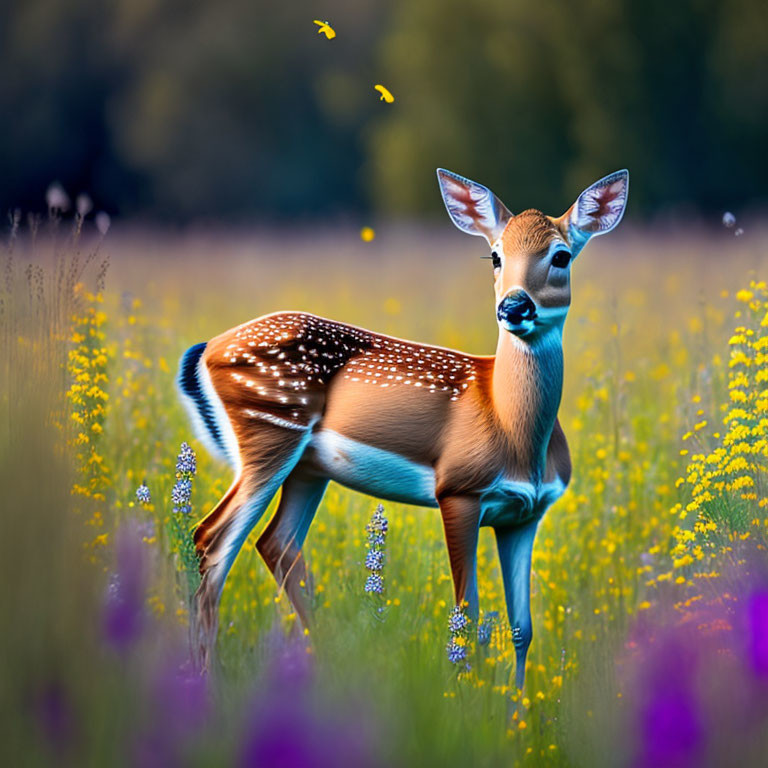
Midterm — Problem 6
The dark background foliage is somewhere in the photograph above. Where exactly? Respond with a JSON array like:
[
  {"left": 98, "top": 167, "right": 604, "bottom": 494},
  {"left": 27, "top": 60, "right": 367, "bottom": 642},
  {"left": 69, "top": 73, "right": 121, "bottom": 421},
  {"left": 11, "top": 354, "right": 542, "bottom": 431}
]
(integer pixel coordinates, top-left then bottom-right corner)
[{"left": 1, "top": 0, "right": 766, "bottom": 221}]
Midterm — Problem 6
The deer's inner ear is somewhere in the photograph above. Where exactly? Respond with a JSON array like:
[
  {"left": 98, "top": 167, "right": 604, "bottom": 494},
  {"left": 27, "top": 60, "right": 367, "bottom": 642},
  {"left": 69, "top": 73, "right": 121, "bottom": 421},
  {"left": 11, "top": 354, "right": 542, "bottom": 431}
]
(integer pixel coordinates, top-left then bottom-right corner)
[
  {"left": 560, "top": 170, "right": 629, "bottom": 257},
  {"left": 436, "top": 168, "right": 513, "bottom": 245}
]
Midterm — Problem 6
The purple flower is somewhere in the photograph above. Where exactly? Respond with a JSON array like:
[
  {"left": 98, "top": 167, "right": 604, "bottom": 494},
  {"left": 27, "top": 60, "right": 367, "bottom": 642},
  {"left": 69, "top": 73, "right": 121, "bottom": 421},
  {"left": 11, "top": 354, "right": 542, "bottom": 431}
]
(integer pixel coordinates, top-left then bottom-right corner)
[
  {"left": 365, "top": 505, "right": 388, "bottom": 540},
  {"left": 153, "top": 659, "right": 209, "bottom": 736},
  {"left": 239, "top": 637, "right": 381, "bottom": 768},
  {"left": 446, "top": 638, "right": 468, "bottom": 664},
  {"left": 448, "top": 605, "right": 469, "bottom": 634},
  {"left": 365, "top": 548, "right": 384, "bottom": 572},
  {"left": 368, "top": 532, "right": 386, "bottom": 548},
  {"left": 746, "top": 589, "right": 768, "bottom": 678},
  {"left": 172, "top": 444, "right": 196, "bottom": 514},
  {"left": 364, "top": 573, "right": 384, "bottom": 594},
  {"left": 637, "top": 689, "right": 702, "bottom": 768},
  {"left": 363, "top": 505, "right": 388, "bottom": 596},
  {"left": 132, "top": 656, "right": 209, "bottom": 768},
  {"left": 176, "top": 441, "right": 197, "bottom": 476},
  {"left": 171, "top": 478, "right": 192, "bottom": 514},
  {"left": 32, "top": 680, "right": 76, "bottom": 754},
  {"left": 135, "top": 482, "right": 151, "bottom": 505},
  {"left": 634, "top": 640, "right": 703, "bottom": 768},
  {"left": 102, "top": 524, "right": 147, "bottom": 652},
  {"left": 240, "top": 708, "right": 323, "bottom": 768}
]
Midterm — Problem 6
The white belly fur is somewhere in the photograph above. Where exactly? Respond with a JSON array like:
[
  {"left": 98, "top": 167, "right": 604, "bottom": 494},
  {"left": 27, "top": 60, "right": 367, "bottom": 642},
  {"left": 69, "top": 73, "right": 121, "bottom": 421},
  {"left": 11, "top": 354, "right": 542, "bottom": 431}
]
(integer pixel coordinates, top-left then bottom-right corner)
[
  {"left": 306, "top": 429, "right": 566, "bottom": 521},
  {"left": 309, "top": 429, "right": 439, "bottom": 508}
]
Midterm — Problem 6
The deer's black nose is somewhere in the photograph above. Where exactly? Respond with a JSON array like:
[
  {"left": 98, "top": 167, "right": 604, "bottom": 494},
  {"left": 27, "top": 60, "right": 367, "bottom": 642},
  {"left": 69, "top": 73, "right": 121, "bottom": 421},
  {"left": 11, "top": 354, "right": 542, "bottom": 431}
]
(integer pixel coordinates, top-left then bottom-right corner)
[{"left": 497, "top": 290, "right": 537, "bottom": 327}]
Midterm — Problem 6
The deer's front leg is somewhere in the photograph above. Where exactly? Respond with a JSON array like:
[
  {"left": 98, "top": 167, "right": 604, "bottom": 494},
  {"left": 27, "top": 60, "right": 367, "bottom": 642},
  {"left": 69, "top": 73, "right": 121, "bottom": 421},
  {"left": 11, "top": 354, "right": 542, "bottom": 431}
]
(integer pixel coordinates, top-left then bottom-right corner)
[
  {"left": 438, "top": 495, "right": 481, "bottom": 621},
  {"left": 495, "top": 519, "right": 539, "bottom": 690}
]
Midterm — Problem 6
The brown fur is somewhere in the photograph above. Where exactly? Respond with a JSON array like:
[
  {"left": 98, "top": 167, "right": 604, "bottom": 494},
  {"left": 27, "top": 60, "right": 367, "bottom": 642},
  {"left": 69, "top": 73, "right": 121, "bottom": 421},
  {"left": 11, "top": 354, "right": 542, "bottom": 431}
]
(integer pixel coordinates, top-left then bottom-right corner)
[
  {"left": 502, "top": 209, "right": 560, "bottom": 255},
  {"left": 190, "top": 221, "right": 573, "bottom": 669}
]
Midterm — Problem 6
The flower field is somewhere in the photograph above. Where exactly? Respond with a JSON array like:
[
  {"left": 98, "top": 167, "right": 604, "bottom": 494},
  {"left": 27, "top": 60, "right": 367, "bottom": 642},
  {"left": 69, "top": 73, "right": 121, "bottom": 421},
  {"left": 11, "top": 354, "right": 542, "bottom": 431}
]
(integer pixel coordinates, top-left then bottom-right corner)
[{"left": 2, "top": 219, "right": 767, "bottom": 766}]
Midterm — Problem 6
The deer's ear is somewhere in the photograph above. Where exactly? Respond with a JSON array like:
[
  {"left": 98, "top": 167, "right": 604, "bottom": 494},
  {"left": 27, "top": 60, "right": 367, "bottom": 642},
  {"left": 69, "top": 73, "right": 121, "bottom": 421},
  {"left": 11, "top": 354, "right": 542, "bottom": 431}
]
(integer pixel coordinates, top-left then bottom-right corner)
[
  {"left": 560, "top": 169, "right": 629, "bottom": 257},
  {"left": 437, "top": 169, "right": 512, "bottom": 245}
]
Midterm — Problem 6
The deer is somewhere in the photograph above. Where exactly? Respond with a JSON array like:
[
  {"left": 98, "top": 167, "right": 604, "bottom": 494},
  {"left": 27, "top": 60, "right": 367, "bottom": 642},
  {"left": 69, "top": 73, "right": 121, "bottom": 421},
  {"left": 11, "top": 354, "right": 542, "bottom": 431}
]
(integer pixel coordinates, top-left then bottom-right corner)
[{"left": 177, "top": 168, "right": 629, "bottom": 687}]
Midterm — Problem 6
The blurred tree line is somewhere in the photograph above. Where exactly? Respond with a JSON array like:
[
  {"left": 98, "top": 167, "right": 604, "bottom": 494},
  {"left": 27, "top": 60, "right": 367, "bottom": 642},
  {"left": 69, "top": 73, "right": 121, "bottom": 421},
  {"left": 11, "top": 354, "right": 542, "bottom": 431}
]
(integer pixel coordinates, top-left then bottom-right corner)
[
  {"left": 370, "top": 0, "right": 768, "bottom": 216},
  {"left": 1, "top": 0, "right": 765, "bottom": 221}
]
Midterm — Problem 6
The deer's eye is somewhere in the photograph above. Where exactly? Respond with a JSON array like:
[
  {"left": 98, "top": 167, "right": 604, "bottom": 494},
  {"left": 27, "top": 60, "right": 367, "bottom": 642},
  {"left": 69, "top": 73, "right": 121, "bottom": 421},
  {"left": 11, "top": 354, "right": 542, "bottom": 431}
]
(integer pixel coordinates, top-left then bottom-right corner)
[
  {"left": 491, "top": 251, "right": 501, "bottom": 270},
  {"left": 551, "top": 249, "right": 572, "bottom": 269}
]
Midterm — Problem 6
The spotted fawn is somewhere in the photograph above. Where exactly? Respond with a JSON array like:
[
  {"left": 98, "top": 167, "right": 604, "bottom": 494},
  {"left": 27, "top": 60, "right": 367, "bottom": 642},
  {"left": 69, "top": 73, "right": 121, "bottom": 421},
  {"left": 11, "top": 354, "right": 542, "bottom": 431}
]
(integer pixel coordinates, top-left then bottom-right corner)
[{"left": 178, "top": 168, "right": 629, "bottom": 685}]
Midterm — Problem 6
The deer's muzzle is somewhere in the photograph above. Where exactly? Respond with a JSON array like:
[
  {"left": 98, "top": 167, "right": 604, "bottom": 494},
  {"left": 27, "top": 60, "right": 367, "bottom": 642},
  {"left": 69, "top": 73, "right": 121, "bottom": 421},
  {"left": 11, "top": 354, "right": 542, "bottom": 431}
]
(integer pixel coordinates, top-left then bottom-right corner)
[{"left": 497, "top": 290, "right": 537, "bottom": 336}]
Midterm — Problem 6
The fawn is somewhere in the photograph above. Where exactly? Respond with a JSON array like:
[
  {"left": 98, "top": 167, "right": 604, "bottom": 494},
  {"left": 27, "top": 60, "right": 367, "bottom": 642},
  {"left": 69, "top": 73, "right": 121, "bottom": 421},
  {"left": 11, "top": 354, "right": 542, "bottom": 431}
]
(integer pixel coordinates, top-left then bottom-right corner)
[{"left": 178, "top": 168, "right": 629, "bottom": 685}]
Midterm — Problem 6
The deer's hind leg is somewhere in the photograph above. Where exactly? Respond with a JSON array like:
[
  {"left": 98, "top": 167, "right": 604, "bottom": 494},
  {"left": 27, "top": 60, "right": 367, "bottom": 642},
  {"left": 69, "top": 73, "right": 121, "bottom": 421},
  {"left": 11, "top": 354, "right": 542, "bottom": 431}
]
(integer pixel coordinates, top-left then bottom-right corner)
[
  {"left": 191, "top": 424, "right": 312, "bottom": 669},
  {"left": 256, "top": 466, "right": 328, "bottom": 628}
]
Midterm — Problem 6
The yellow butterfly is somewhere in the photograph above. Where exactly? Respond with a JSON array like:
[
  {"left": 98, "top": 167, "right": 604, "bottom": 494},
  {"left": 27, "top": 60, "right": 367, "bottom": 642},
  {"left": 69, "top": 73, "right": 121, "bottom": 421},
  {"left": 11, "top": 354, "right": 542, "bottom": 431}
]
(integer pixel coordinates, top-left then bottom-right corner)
[
  {"left": 313, "top": 20, "right": 336, "bottom": 40},
  {"left": 374, "top": 84, "right": 395, "bottom": 103}
]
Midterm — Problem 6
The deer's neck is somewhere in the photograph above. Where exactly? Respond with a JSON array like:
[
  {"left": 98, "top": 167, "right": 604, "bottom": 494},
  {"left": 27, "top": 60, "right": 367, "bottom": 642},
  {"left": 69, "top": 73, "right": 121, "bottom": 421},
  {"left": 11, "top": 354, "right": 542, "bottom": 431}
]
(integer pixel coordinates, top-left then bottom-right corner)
[{"left": 491, "top": 330, "right": 563, "bottom": 481}]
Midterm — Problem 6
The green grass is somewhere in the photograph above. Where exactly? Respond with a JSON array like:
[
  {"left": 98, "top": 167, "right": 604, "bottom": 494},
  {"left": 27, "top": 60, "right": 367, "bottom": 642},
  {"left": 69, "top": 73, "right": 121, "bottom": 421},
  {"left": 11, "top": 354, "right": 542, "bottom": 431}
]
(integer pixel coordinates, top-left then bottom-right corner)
[{"left": 2, "top": 221, "right": 767, "bottom": 766}]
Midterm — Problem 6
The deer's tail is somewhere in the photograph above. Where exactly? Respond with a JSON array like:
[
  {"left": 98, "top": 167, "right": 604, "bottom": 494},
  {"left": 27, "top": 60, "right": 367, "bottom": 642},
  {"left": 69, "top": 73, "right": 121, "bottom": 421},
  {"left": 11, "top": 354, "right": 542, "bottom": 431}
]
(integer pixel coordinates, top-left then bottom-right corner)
[{"left": 177, "top": 342, "right": 238, "bottom": 468}]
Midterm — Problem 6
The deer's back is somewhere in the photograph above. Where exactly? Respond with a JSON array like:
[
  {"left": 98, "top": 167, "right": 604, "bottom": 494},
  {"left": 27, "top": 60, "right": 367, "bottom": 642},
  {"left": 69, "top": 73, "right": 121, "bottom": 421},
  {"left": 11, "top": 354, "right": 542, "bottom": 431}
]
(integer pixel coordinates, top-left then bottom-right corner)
[{"left": 205, "top": 311, "right": 487, "bottom": 444}]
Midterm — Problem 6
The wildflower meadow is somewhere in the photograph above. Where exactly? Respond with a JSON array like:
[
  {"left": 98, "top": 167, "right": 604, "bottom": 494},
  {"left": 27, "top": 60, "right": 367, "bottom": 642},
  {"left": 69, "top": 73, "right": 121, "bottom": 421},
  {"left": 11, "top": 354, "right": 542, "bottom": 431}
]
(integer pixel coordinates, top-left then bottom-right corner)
[{"left": 2, "top": 210, "right": 767, "bottom": 767}]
